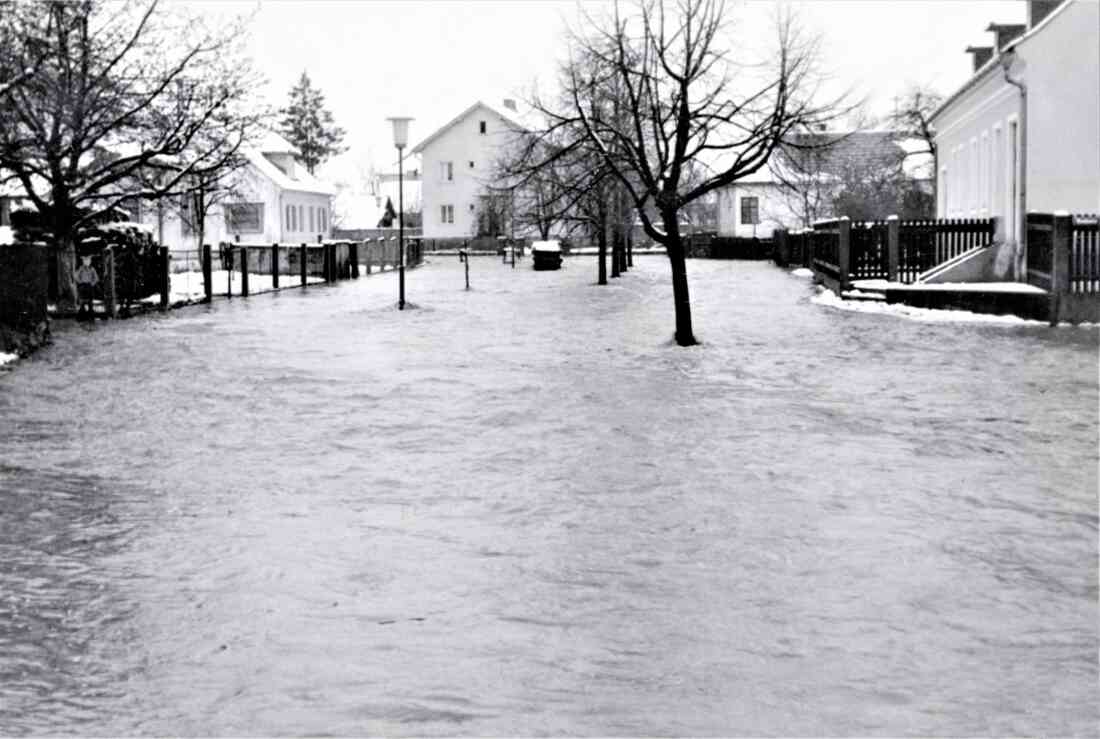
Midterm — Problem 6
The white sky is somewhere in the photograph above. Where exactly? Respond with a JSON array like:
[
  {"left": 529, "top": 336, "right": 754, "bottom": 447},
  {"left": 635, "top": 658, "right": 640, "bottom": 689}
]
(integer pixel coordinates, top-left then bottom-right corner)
[{"left": 199, "top": 0, "right": 1029, "bottom": 186}]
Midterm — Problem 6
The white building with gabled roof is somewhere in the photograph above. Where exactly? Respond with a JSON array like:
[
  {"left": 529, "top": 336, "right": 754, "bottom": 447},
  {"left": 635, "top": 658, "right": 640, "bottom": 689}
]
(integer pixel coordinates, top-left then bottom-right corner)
[
  {"left": 411, "top": 100, "right": 529, "bottom": 239},
  {"left": 148, "top": 131, "right": 337, "bottom": 254},
  {"left": 930, "top": 0, "right": 1099, "bottom": 248}
]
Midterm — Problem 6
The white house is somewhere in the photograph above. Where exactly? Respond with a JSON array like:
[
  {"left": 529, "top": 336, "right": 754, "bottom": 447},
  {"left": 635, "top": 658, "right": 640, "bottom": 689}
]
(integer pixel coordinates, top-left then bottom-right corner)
[
  {"left": 931, "top": 0, "right": 1100, "bottom": 256},
  {"left": 717, "top": 131, "right": 931, "bottom": 237},
  {"left": 411, "top": 100, "right": 528, "bottom": 239},
  {"left": 149, "top": 131, "right": 336, "bottom": 254}
]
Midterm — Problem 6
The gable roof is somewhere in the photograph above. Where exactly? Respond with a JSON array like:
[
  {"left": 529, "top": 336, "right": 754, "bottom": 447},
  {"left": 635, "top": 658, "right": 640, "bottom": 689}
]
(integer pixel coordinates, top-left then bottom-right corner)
[
  {"left": 246, "top": 148, "right": 336, "bottom": 195},
  {"left": 930, "top": 0, "right": 1075, "bottom": 124},
  {"left": 410, "top": 100, "right": 529, "bottom": 154}
]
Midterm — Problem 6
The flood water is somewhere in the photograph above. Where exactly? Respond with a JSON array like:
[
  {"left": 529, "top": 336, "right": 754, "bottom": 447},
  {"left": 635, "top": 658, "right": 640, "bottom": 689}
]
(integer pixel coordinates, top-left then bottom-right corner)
[{"left": 1, "top": 256, "right": 1097, "bottom": 736}]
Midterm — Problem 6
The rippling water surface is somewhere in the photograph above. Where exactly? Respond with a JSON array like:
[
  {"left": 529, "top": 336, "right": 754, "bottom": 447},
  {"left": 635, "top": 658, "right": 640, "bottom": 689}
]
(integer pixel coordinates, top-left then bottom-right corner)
[{"left": 1, "top": 257, "right": 1096, "bottom": 736}]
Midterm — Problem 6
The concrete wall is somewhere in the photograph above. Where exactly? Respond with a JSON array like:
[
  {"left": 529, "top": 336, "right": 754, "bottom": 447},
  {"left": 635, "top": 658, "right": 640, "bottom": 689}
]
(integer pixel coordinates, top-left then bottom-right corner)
[{"left": 419, "top": 105, "right": 524, "bottom": 239}]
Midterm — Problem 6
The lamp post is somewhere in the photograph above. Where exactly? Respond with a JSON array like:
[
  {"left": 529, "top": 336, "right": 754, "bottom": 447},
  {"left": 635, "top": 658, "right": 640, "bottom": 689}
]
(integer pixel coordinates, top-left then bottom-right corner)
[{"left": 387, "top": 116, "right": 414, "bottom": 309}]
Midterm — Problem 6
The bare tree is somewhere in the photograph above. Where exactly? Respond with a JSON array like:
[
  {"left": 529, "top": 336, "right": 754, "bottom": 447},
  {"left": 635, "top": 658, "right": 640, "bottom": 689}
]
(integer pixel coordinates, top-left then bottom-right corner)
[
  {"left": 890, "top": 86, "right": 942, "bottom": 202},
  {"left": 531, "top": 0, "right": 851, "bottom": 345},
  {"left": 0, "top": 1, "right": 54, "bottom": 99},
  {"left": 0, "top": 0, "right": 260, "bottom": 309}
]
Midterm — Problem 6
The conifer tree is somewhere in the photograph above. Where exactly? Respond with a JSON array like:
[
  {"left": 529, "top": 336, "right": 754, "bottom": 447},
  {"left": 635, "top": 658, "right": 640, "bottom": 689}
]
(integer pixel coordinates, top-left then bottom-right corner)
[{"left": 279, "top": 71, "right": 346, "bottom": 175}]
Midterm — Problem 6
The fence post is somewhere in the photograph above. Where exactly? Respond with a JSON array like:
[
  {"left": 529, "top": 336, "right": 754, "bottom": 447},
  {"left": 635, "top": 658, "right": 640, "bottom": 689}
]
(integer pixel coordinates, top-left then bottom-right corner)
[
  {"left": 1049, "top": 212, "right": 1073, "bottom": 325},
  {"left": 272, "top": 243, "right": 280, "bottom": 289},
  {"left": 159, "top": 246, "right": 170, "bottom": 310},
  {"left": 299, "top": 243, "right": 307, "bottom": 286},
  {"left": 225, "top": 244, "right": 233, "bottom": 298},
  {"left": 202, "top": 243, "right": 212, "bottom": 302},
  {"left": 886, "top": 215, "right": 900, "bottom": 283},
  {"left": 240, "top": 246, "right": 249, "bottom": 297},
  {"left": 365, "top": 239, "right": 373, "bottom": 275},
  {"left": 350, "top": 241, "right": 360, "bottom": 278},
  {"left": 103, "top": 247, "right": 117, "bottom": 318},
  {"left": 838, "top": 217, "right": 851, "bottom": 289},
  {"left": 774, "top": 228, "right": 788, "bottom": 267}
]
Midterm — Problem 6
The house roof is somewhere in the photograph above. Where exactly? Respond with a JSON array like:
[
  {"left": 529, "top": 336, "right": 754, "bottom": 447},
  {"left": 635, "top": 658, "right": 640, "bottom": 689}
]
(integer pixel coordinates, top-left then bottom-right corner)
[
  {"left": 930, "top": 0, "right": 1074, "bottom": 124},
  {"left": 246, "top": 148, "right": 336, "bottom": 195},
  {"left": 258, "top": 130, "right": 300, "bottom": 156},
  {"left": 410, "top": 100, "right": 530, "bottom": 155}
]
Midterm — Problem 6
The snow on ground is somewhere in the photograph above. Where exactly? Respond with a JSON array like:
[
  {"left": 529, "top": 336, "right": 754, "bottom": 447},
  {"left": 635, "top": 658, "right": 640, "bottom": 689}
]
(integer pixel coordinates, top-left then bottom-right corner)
[
  {"left": 790, "top": 267, "right": 814, "bottom": 278},
  {"left": 811, "top": 286, "right": 1049, "bottom": 325},
  {"left": 0, "top": 352, "right": 18, "bottom": 367},
  {"left": 851, "top": 278, "right": 1048, "bottom": 294},
  {"left": 0, "top": 226, "right": 13, "bottom": 245}
]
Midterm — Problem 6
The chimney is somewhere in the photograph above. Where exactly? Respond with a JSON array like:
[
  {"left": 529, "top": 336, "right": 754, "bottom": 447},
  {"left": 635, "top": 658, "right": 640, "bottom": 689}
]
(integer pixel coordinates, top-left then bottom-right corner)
[
  {"left": 965, "top": 45, "right": 994, "bottom": 72},
  {"left": 1028, "top": 0, "right": 1060, "bottom": 28},
  {"left": 502, "top": 98, "right": 517, "bottom": 112},
  {"left": 986, "top": 22, "right": 1027, "bottom": 52}
]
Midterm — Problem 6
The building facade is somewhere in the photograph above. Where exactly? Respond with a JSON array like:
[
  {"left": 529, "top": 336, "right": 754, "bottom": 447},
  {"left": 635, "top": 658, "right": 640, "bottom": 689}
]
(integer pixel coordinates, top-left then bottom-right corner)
[
  {"left": 148, "top": 132, "right": 335, "bottom": 254},
  {"left": 931, "top": 0, "right": 1099, "bottom": 253},
  {"left": 411, "top": 101, "right": 526, "bottom": 239}
]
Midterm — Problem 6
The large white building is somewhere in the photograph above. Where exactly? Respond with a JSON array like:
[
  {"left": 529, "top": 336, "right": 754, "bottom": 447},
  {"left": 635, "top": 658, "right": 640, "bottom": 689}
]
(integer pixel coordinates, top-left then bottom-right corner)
[
  {"left": 931, "top": 0, "right": 1099, "bottom": 253},
  {"left": 411, "top": 100, "right": 527, "bottom": 239}
]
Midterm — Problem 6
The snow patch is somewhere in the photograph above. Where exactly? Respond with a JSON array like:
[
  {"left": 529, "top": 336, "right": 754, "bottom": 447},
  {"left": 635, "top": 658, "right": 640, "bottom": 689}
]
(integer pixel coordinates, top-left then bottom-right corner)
[
  {"left": 811, "top": 287, "right": 1047, "bottom": 325},
  {"left": 0, "top": 352, "right": 18, "bottom": 367},
  {"left": 790, "top": 268, "right": 814, "bottom": 278}
]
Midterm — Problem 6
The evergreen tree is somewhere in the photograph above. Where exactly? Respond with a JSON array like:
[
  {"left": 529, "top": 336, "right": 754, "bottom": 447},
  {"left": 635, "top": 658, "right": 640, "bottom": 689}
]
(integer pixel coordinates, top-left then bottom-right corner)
[
  {"left": 377, "top": 197, "right": 397, "bottom": 227},
  {"left": 279, "top": 71, "right": 346, "bottom": 174}
]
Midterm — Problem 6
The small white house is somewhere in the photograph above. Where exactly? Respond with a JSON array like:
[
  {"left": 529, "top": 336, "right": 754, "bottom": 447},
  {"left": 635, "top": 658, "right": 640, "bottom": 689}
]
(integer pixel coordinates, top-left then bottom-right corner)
[
  {"left": 152, "top": 131, "right": 336, "bottom": 253},
  {"left": 411, "top": 100, "right": 528, "bottom": 239},
  {"left": 931, "top": 0, "right": 1100, "bottom": 249}
]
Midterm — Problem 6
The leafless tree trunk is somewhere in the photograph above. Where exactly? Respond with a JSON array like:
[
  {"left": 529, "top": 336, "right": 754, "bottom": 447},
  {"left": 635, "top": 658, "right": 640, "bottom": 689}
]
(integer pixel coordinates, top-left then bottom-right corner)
[{"left": 530, "top": 0, "right": 852, "bottom": 345}]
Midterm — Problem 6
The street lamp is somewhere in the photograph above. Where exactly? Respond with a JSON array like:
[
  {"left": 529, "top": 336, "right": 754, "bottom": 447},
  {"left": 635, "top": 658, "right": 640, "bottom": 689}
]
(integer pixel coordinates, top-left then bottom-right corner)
[{"left": 387, "top": 116, "right": 414, "bottom": 309}]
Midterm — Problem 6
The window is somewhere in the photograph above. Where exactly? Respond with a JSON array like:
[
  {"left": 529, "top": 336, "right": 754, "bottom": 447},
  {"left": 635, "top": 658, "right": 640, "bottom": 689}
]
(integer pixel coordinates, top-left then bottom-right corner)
[
  {"left": 298, "top": 205, "right": 304, "bottom": 232},
  {"left": 479, "top": 120, "right": 486, "bottom": 134},
  {"left": 441, "top": 204, "right": 454, "bottom": 224},
  {"left": 440, "top": 161, "right": 454, "bottom": 181},
  {"left": 286, "top": 204, "right": 293, "bottom": 232},
  {"left": 469, "top": 161, "right": 475, "bottom": 168},
  {"left": 309, "top": 206, "right": 315, "bottom": 232},
  {"left": 740, "top": 196, "right": 759, "bottom": 225},
  {"left": 225, "top": 203, "right": 264, "bottom": 234},
  {"left": 320, "top": 208, "right": 326, "bottom": 232}
]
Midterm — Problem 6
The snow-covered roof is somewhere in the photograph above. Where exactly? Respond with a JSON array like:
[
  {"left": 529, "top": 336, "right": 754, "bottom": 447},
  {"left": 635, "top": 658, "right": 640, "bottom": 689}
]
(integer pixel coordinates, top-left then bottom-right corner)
[
  {"left": 246, "top": 148, "right": 336, "bottom": 196},
  {"left": 259, "top": 130, "right": 300, "bottom": 156},
  {"left": 411, "top": 100, "right": 531, "bottom": 154}
]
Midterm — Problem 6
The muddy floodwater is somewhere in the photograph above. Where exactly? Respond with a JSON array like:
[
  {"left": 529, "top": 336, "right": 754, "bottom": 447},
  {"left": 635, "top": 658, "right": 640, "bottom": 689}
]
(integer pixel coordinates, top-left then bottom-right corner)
[{"left": 1, "top": 257, "right": 1097, "bottom": 736}]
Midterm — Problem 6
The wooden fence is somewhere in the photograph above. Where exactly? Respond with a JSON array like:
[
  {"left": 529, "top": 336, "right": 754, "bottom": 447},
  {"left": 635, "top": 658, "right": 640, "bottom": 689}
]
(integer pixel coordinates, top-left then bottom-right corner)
[
  {"left": 1027, "top": 212, "right": 1100, "bottom": 323},
  {"left": 207, "top": 238, "right": 424, "bottom": 301},
  {"left": 776, "top": 216, "right": 996, "bottom": 289}
]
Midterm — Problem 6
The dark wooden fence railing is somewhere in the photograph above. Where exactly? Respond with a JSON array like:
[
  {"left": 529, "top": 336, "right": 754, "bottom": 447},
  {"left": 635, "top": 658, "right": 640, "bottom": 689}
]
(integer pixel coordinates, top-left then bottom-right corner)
[
  {"left": 1070, "top": 216, "right": 1099, "bottom": 295},
  {"left": 206, "top": 238, "right": 425, "bottom": 302},
  {"left": 849, "top": 221, "right": 889, "bottom": 280},
  {"left": 777, "top": 216, "right": 996, "bottom": 289},
  {"left": 1025, "top": 213, "right": 1055, "bottom": 290},
  {"left": 810, "top": 219, "right": 843, "bottom": 282}
]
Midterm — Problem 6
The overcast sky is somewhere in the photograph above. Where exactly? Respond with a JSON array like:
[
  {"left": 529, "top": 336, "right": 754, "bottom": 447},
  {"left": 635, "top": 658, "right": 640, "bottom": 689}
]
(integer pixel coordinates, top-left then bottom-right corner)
[{"left": 210, "top": 0, "right": 1029, "bottom": 185}]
